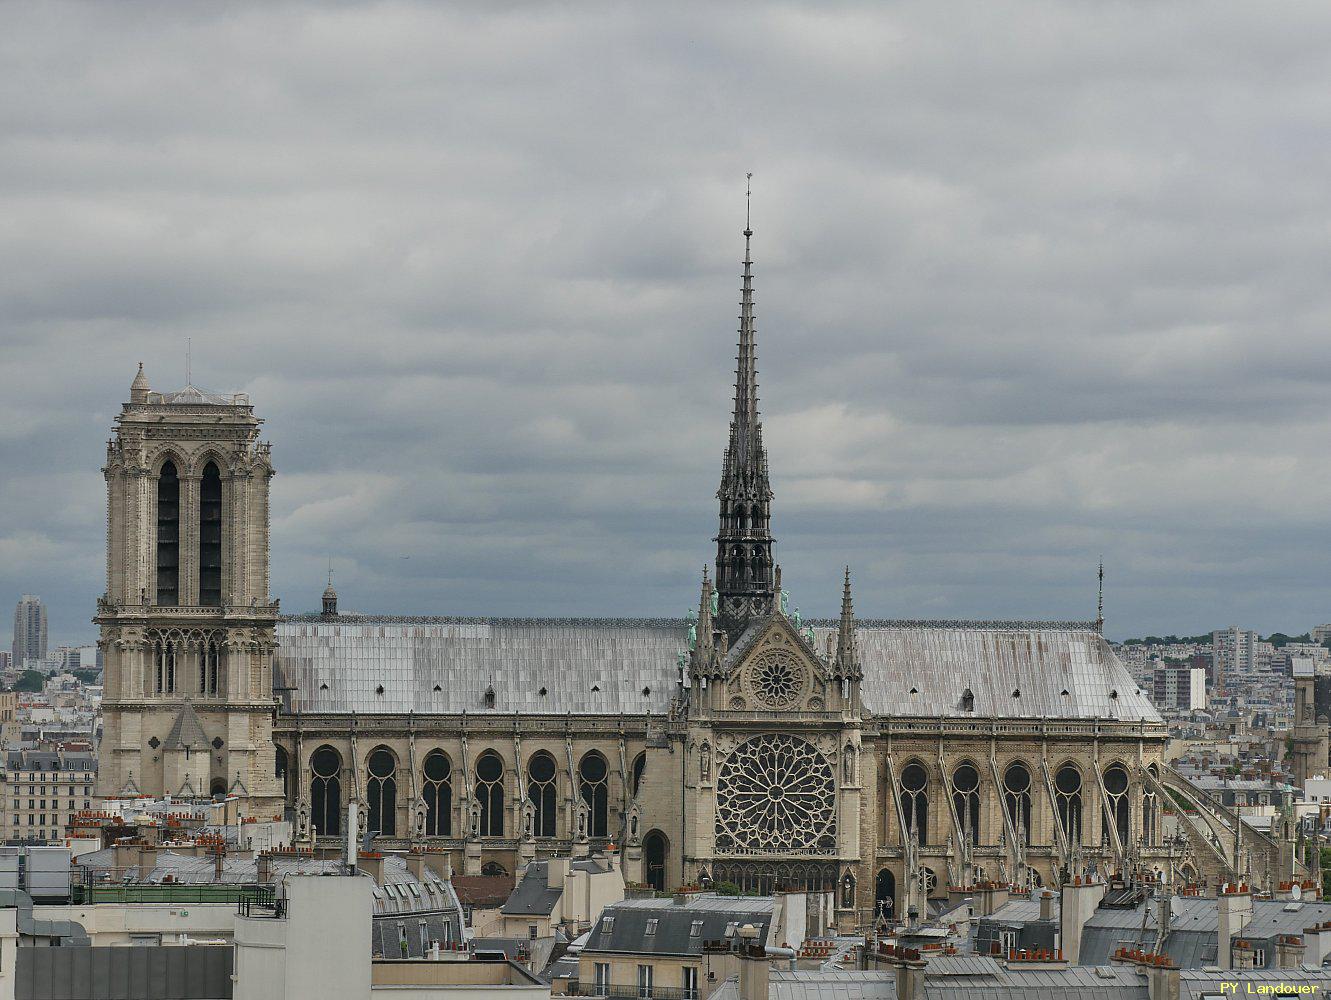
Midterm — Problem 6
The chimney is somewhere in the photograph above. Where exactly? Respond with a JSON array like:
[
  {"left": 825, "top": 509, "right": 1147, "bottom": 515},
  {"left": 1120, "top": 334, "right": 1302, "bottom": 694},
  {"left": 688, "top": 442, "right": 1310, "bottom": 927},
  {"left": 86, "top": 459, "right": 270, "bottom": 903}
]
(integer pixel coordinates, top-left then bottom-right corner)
[
  {"left": 892, "top": 947, "right": 927, "bottom": 1000},
  {"left": 547, "top": 858, "right": 569, "bottom": 889},
  {"left": 1276, "top": 934, "right": 1307, "bottom": 969},
  {"left": 359, "top": 852, "right": 386, "bottom": 886},
  {"left": 1039, "top": 889, "right": 1056, "bottom": 921},
  {"left": 423, "top": 849, "right": 453, "bottom": 883},
  {"left": 1058, "top": 875, "right": 1105, "bottom": 964},
  {"left": 405, "top": 850, "right": 426, "bottom": 882},
  {"left": 737, "top": 925, "right": 768, "bottom": 1000},
  {"left": 971, "top": 883, "right": 1009, "bottom": 918},
  {"left": 1148, "top": 962, "right": 1180, "bottom": 1000},
  {"left": 257, "top": 851, "right": 272, "bottom": 885},
  {"left": 1217, "top": 883, "right": 1253, "bottom": 970}
]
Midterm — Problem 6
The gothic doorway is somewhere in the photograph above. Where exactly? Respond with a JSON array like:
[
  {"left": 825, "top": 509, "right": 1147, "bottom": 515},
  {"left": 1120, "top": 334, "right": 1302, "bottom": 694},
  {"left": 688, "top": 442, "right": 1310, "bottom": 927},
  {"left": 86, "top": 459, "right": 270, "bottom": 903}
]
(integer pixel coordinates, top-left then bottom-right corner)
[{"left": 644, "top": 830, "right": 668, "bottom": 892}]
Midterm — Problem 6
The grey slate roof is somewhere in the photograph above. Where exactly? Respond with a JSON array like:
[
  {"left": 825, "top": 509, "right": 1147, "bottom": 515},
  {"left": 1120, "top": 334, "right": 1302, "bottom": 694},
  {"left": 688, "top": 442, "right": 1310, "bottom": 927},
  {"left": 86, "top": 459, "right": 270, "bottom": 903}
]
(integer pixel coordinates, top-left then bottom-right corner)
[
  {"left": 275, "top": 617, "right": 1160, "bottom": 722},
  {"left": 583, "top": 894, "right": 775, "bottom": 957},
  {"left": 500, "top": 858, "right": 608, "bottom": 916}
]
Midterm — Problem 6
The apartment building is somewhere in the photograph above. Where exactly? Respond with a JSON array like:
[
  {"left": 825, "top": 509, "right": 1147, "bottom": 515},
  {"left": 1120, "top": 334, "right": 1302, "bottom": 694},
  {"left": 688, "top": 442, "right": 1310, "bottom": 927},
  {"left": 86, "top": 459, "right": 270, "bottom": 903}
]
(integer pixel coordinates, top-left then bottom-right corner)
[{"left": 1, "top": 748, "right": 96, "bottom": 843}]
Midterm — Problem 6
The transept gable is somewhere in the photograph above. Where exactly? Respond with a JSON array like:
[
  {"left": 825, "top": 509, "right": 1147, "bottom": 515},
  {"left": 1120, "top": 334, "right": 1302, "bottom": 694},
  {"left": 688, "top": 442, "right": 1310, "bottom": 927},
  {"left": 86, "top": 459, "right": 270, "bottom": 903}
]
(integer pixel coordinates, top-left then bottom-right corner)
[{"left": 721, "top": 613, "right": 830, "bottom": 713}]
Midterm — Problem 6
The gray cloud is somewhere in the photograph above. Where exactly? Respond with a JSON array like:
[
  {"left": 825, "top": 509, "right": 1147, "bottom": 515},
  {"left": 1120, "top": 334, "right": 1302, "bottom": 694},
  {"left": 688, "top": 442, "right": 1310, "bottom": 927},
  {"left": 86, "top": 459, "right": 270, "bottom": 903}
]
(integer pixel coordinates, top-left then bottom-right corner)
[{"left": 3, "top": 1, "right": 1331, "bottom": 647}]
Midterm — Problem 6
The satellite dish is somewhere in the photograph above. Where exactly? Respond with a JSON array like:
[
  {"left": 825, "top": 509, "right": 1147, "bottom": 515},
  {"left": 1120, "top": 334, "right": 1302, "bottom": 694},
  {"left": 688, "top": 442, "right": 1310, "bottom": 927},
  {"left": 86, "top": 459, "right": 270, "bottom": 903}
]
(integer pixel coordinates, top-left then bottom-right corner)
[{"left": 1292, "top": 883, "right": 1303, "bottom": 901}]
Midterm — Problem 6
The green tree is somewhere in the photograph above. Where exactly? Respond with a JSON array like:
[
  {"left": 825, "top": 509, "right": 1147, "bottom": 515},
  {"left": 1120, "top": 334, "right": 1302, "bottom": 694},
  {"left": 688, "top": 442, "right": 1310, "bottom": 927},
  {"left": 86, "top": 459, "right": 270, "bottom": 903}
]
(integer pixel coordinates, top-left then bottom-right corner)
[{"left": 12, "top": 670, "right": 44, "bottom": 693}]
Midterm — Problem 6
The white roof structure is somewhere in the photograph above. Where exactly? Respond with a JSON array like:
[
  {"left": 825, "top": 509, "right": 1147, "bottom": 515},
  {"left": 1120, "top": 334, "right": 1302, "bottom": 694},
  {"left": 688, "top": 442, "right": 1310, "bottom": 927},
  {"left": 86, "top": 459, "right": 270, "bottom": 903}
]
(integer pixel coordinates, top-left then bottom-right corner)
[{"left": 274, "top": 616, "right": 1160, "bottom": 723}]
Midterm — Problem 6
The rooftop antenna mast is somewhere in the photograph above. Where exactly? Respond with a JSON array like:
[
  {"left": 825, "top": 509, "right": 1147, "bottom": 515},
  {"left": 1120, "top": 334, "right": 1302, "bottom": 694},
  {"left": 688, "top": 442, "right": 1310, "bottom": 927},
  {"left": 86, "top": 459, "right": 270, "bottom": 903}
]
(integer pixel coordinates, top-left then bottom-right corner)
[
  {"left": 745, "top": 172, "right": 752, "bottom": 232},
  {"left": 1096, "top": 558, "right": 1104, "bottom": 632}
]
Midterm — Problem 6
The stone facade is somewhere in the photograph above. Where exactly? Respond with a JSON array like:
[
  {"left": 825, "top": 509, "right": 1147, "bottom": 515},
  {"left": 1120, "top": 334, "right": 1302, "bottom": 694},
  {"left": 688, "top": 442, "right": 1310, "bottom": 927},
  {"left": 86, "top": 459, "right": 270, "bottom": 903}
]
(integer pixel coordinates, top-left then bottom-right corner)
[
  {"left": 99, "top": 232, "right": 1305, "bottom": 931},
  {"left": 95, "top": 368, "right": 283, "bottom": 815}
]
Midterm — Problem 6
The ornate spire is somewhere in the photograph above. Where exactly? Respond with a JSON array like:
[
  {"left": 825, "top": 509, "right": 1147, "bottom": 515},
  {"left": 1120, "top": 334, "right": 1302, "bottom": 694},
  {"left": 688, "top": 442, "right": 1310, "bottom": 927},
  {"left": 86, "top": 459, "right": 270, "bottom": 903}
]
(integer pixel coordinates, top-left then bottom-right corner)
[
  {"left": 1095, "top": 558, "right": 1104, "bottom": 633},
  {"left": 836, "top": 566, "right": 859, "bottom": 675},
  {"left": 715, "top": 175, "right": 776, "bottom": 642},
  {"left": 697, "top": 566, "right": 714, "bottom": 652}
]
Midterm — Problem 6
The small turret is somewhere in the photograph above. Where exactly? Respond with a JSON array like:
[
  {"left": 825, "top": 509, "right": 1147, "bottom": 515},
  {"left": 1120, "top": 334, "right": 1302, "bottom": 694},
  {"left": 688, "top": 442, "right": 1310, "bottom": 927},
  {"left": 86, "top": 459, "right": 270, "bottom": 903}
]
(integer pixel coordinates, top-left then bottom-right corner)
[
  {"left": 130, "top": 363, "right": 151, "bottom": 404},
  {"left": 322, "top": 566, "right": 338, "bottom": 617}
]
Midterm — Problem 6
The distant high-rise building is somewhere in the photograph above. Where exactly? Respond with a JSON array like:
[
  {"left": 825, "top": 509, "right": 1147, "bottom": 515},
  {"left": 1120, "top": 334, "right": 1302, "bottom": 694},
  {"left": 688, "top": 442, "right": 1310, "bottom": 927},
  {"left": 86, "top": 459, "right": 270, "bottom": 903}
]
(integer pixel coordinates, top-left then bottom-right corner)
[
  {"left": 1311, "top": 624, "right": 1331, "bottom": 645},
  {"left": 0, "top": 651, "right": 10, "bottom": 672},
  {"left": 11, "top": 595, "right": 47, "bottom": 668},
  {"left": 1211, "top": 626, "right": 1257, "bottom": 695},
  {"left": 1152, "top": 660, "right": 1207, "bottom": 712}
]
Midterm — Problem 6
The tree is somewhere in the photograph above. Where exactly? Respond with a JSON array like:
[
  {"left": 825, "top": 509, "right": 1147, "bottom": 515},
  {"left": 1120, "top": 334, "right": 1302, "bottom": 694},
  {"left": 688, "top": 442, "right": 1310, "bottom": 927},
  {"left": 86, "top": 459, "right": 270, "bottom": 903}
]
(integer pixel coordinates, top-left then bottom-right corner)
[{"left": 12, "top": 670, "right": 44, "bottom": 693}]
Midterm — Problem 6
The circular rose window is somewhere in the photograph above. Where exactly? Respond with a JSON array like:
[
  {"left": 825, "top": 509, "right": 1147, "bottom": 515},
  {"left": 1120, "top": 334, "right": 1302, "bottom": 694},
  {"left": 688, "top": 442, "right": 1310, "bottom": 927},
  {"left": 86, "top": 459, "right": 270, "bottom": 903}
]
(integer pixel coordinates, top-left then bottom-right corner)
[
  {"left": 749, "top": 651, "right": 803, "bottom": 708},
  {"left": 715, "top": 734, "right": 837, "bottom": 854}
]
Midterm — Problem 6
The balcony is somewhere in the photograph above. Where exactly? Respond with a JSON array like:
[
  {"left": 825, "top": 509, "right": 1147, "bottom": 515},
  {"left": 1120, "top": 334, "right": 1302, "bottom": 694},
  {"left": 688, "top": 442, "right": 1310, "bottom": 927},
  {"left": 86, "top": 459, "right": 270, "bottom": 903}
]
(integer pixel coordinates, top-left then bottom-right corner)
[{"left": 571, "top": 986, "right": 698, "bottom": 1000}]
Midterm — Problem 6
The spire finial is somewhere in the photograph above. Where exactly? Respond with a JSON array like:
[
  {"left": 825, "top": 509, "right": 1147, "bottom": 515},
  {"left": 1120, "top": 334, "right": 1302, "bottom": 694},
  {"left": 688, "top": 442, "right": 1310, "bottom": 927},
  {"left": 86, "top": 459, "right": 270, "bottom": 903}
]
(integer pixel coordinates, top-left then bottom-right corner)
[
  {"left": 328, "top": 556, "right": 334, "bottom": 588},
  {"left": 1096, "top": 558, "right": 1104, "bottom": 631},
  {"left": 186, "top": 337, "right": 191, "bottom": 387},
  {"left": 745, "top": 172, "right": 752, "bottom": 234}
]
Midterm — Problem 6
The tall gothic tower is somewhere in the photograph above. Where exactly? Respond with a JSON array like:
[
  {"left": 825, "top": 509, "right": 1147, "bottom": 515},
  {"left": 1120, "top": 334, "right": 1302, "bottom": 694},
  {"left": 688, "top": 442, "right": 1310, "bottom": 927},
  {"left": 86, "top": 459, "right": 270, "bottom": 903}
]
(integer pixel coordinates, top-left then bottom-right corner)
[
  {"left": 95, "top": 365, "right": 282, "bottom": 815},
  {"left": 714, "top": 222, "right": 776, "bottom": 642}
]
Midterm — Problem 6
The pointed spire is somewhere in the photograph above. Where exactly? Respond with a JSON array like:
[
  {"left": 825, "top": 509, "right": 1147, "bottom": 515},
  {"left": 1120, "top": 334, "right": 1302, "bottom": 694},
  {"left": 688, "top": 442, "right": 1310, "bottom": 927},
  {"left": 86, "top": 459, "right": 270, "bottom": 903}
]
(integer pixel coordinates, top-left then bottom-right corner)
[
  {"left": 837, "top": 566, "right": 858, "bottom": 674},
  {"left": 715, "top": 174, "right": 776, "bottom": 642},
  {"left": 730, "top": 174, "right": 762, "bottom": 476},
  {"left": 1096, "top": 558, "right": 1104, "bottom": 632},
  {"left": 130, "top": 362, "right": 151, "bottom": 403},
  {"left": 697, "top": 566, "right": 714, "bottom": 650}
]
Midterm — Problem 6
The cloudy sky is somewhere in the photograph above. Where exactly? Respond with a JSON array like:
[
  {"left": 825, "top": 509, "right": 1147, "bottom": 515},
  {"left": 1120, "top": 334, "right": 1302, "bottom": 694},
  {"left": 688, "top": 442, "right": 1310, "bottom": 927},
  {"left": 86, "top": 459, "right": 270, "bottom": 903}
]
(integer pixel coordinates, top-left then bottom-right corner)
[{"left": 3, "top": 2, "right": 1331, "bottom": 648}]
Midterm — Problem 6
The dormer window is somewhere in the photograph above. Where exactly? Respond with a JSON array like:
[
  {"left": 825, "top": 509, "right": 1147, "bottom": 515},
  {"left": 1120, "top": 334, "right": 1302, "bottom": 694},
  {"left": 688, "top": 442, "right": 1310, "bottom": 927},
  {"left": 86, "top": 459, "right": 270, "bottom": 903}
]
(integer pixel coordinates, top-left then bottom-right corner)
[
  {"left": 960, "top": 688, "right": 974, "bottom": 712},
  {"left": 484, "top": 686, "right": 496, "bottom": 709}
]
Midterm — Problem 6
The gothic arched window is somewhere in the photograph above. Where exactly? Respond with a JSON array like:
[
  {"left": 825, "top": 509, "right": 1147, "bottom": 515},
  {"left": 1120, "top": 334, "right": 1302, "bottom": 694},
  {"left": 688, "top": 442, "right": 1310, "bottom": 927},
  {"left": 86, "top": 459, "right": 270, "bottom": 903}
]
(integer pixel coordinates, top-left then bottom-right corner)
[
  {"left": 275, "top": 746, "right": 289, "bottom": 803},
  {"left": 527, "top": 751, "right": 558, "bottom": 838},
  {"left": 367, "top": 748, "right": 397, "bottom": 837},
  {"left": 1055, "top": 764, "right": 1083, "bottom": 846},
  {"left": 1103, "top": 764, "right": 1130, "bottom": 847},
  {"left": 199, "top": 636, "right": 220, "bottom": 696},
  {"left": 154, "top": 638, "right": 176, "bottom": 695},
  {"left": 631, "top": 752, "right": 646, "bottom": 798},
  {"left": 156, "top": 461, "right": 180, "bottom": 606},
  {"left": 952, "top": 762, "right": 981, "bottom": 843},
  {"left": 900, "top": 762, "right": 929, "bottom": 845},
  {"left": 475, "top": 751, "right": 505, "bottom": 837},
  {"left": 579, "top": 751, "right": 609, "bottom": 838},
  {"left": 422, "top": 750, "right": 451, "bottom": 836},
  {"left": 311, "top": 745, "right": 342, "bottom": 837},
  {"left": 1002, "top": 762, "right": 1032, "bottom": 844},
  {"left": 199, "top": 461, "right": 223, "bottom": 607}
]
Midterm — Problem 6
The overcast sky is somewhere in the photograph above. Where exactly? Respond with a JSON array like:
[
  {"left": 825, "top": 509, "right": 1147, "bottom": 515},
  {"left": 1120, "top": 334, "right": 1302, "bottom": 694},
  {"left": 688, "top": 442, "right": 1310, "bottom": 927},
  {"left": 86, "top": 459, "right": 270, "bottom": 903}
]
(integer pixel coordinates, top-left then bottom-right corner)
[{"left": 3, "top": 2, "right": 1331, "bottom": 648}]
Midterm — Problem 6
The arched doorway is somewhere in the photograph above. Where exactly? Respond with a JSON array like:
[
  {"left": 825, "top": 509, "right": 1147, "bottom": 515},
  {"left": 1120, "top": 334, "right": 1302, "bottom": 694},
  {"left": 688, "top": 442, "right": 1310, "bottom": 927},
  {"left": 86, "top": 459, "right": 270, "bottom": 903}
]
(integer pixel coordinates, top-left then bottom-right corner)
[
  {"left": 643, "top": 830, "right": 668, "bottom": 892},
  {"left": 874, "top": 869, "right": 896, "bottom": 925}
]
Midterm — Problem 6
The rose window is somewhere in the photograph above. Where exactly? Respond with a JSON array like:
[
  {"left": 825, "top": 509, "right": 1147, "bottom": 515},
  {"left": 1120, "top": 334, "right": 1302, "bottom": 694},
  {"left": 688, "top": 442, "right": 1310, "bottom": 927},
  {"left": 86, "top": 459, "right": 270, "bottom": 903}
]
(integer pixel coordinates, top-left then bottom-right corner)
[
  {"left": 749, "top": 651, "right": 802, "bottom": 708},
  {"left": 715, "top": 734, "right": 837, "bottom": 854}
]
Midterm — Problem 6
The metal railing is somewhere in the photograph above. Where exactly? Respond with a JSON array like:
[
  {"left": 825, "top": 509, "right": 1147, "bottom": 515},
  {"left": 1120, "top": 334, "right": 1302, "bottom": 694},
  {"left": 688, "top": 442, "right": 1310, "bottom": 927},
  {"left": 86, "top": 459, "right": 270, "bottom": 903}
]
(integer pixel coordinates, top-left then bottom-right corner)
[
  {"left": 571, "top": 986, "right": 698, "bottom": 1000},
  {"left": 237, "top": 887, "right": 286, "bottom": 919}
]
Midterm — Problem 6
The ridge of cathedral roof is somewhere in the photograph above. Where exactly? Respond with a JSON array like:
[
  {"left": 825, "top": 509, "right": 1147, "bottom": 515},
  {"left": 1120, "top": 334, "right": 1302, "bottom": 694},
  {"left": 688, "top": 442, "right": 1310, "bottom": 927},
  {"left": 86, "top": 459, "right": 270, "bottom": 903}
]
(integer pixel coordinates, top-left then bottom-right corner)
[{"left": 276, "top": 613, "right": 1104, "bottom": 632}]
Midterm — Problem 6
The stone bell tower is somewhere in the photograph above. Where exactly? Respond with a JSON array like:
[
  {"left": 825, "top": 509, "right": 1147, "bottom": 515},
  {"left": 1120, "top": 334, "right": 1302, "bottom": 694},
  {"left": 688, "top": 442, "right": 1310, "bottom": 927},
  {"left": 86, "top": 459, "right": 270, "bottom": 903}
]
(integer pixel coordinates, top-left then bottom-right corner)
[{"left": 95, "top": 365, "right": 283, "bottom": 816}]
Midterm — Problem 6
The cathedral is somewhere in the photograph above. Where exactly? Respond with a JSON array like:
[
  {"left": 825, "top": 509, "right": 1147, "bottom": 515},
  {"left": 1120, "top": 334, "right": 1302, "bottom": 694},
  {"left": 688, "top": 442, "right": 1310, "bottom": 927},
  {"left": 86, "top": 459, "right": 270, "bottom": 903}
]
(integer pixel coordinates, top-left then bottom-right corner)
[{"left": 95, "top": 224, "right": 1305, "bottom": 928}]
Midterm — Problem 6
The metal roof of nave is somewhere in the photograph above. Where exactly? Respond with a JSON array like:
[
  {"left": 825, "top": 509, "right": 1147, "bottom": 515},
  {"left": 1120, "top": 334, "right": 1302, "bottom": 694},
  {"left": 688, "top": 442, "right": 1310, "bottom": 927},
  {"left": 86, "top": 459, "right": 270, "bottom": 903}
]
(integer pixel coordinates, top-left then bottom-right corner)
[{"left": 273, "top": 615, "right": 1161, "bottom": 723}]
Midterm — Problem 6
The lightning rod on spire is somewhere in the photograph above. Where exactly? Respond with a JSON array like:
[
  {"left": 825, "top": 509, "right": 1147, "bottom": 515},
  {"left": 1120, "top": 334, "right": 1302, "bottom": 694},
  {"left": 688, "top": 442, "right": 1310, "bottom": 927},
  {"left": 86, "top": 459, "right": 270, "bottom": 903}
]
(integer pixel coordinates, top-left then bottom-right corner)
[{"left": 745, "top": 172, "right": 753, "bottom": 234}]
